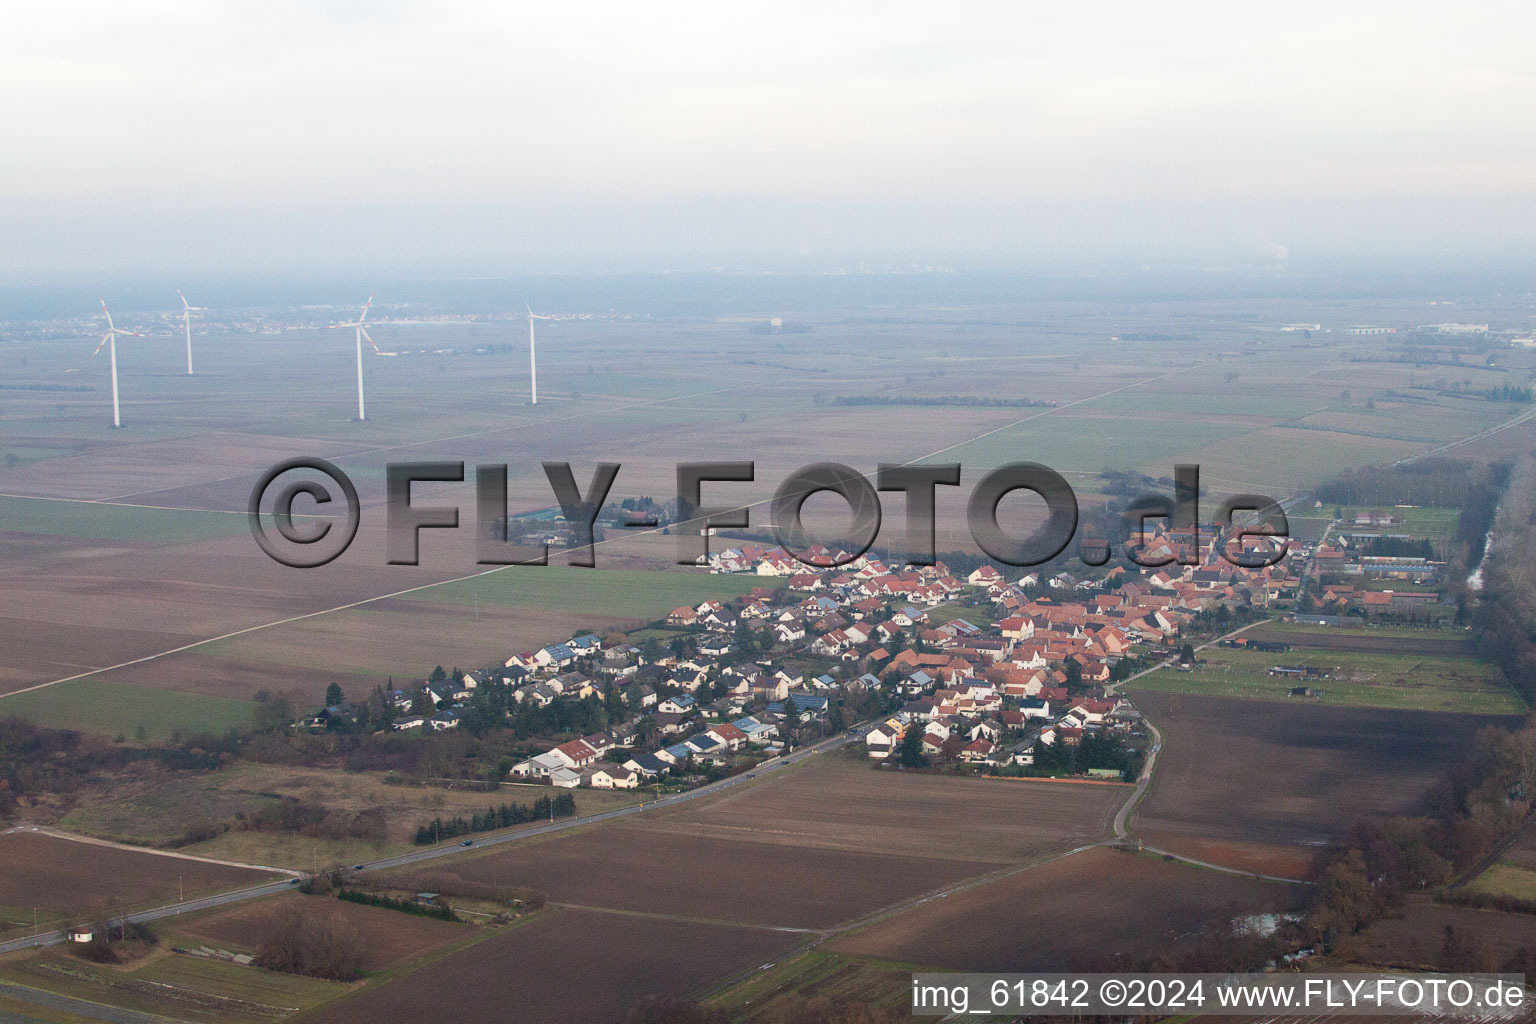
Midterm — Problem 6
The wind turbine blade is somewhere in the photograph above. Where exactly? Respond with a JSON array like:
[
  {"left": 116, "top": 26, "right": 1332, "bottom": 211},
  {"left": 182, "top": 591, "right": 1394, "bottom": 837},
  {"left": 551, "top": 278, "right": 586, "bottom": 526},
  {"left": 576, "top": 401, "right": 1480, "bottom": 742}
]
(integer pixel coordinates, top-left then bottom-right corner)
[
  {"left": 359, "top": 294, "right": 373, "bottom": 323},
  {"left": 92, "top": 333, "right": 110, "bottom": 357},
  {"left": 100, "top": 298, "right": 114, "bottom": 331},
  {"left": 177, "top": 289, "right": 190, "bottom": 310},
  {"left": 361, "top": 327, "right": 379, "bottom": 352}
]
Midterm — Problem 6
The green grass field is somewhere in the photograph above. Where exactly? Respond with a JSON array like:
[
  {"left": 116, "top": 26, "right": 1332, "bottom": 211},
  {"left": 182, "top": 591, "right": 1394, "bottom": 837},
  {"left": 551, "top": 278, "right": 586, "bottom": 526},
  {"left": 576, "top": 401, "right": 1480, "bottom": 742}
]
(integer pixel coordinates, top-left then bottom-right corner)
[
  {"left": 1466, "top": 864, "right": 1536, "bottom": 903},
  {"left": 180, "top": 831, "right": 407, "bottom": 873},
  {"left": 133, "top": 955, "right": 346, "bottom": 1021},
  {"left": 1131, "top": 645, "right": 1523, "bottom": 714},
  {"left": 413, "top": 565, "right": 774, "bottom": 620},
  {"left": 1091, "top": 392, "right": 1335, "bottom": 420},
  {"left": 0, "top": 680, "right": 257, "bottom": 741},
  {"left": 0, "top": 990, "right": 100, "bottom": 1024},
  {"left": 0, "top": 948, "right": 346, "bottom": 1024},
  {"left": 1254, "top": 620, "right": 1469, "bottom": 642},
  {"left": 59, "top": 782, "right": 274, "bottom": 848},
  {"left": 926, "top": 603, "right": 995, "bottom": 629},
  {"left": 931, "top": 411, "right": 1237, "bottom": 476},
  {"left": 1333, "top": 504, "right": 1462, "bottom": 542},
  {"left": 0, "top": 495, "right": 248, "bottom": 543},
  {"left": 0, "top": 904, "right": 68, "bottom": 939}
]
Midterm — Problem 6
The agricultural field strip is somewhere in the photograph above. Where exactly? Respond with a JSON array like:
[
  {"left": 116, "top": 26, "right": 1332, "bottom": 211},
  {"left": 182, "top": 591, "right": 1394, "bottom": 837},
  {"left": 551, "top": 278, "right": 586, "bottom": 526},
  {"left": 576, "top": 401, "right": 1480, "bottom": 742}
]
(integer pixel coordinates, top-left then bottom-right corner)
[
  {"left": 1132, "top": 643, "right": 1524, "bottom": 714},
  {"left": 0, "top": 978, "right": 176, "bottom": 1024},
  {"left": 698, "top": 831, "right": 1308, "bottom": 1008},
  {"left": 1124, "top": 686, "right": 1517, "bottom": 879},
  {"left": 0, "top": 360, "right": 1209, "bottom": 703},
  {"left": 13, "top": 826, "right": 301, "bottom": 877},
  {"left": 1396, "top": 404, "right": 1536, "bottom": 466},
  {"left": 0, "top": 493, "right": 283, "bottom": 517},
  {"left": 682, "top": 844, "right": 1118, "bottom": 1008}
]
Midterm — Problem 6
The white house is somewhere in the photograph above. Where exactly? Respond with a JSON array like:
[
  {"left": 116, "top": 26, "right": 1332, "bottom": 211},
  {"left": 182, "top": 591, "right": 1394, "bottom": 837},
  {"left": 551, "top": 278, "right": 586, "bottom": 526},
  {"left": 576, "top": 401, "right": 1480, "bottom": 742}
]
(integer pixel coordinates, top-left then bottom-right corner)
[
  {"left": 511, "top": 750, "right": 569, "bottom": 778},
  {"left": 590, "top": 766, "right": 639, "bottom": 789},
  {"left": 864, "top": 722, "right": 903, "bottom": 759}
]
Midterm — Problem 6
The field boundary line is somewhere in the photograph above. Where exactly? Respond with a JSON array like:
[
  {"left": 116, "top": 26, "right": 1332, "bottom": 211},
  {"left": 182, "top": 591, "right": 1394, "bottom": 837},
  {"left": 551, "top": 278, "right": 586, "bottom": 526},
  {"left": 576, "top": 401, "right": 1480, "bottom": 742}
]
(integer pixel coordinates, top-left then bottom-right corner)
[
  {"left": 546, "top": 902, "right": 823, "bottom": 935},
  {"left": 694, "top": 842, "right": 1114, "bottom": 1008},
  {"left": 1134, "top": 844, "right": 1314, "bottom": 886}
]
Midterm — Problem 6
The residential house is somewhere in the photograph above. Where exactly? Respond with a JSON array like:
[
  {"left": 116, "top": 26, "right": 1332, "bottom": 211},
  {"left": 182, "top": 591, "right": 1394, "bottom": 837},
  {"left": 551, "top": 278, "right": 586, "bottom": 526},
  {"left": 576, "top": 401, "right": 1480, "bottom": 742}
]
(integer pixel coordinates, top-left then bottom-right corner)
[{"left": 591, "top": 766, "right": 639, "bottom": 789}]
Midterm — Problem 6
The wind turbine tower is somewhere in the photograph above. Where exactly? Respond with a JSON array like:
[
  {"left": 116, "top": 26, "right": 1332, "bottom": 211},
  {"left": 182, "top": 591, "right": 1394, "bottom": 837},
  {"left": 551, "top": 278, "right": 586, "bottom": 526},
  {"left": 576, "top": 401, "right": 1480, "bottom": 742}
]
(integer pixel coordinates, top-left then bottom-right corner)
[
  {"left": 328, "top": 295, "right": 378, "bottom": 420},
  {"left": 176, "top": 290, "right": 205, "bottom": 375},
  {"left": 92, "top": 299, "right": 143, "bottom": 428}
]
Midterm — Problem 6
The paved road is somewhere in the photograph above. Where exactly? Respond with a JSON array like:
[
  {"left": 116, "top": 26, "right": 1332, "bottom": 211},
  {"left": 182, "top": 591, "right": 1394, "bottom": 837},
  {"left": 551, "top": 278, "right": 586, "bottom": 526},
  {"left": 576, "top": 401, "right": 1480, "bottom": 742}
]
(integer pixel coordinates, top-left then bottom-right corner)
[
  {"left": 0, "top": 877, "right": 302, "bottom": 956},
  {"left": 0, "top": 727, "right": 863, "bottom": 957}
]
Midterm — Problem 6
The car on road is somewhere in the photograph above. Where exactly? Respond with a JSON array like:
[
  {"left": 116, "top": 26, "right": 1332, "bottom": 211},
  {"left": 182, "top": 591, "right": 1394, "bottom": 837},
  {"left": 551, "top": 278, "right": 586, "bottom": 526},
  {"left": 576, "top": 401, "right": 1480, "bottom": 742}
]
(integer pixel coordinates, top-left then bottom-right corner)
[
  {"left": 461, "top": 839, "right": 474, "bottom": 846},
  {"left": 352, "top": 864, "right": 365, "bottom": 870}
]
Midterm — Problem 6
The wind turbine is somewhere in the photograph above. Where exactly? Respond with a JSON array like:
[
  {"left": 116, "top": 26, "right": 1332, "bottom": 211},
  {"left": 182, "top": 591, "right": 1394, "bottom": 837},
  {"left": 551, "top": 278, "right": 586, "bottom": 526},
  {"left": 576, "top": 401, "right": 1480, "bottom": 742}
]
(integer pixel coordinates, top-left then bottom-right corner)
[
  {"left": 526, "top": 304, "right": 553, "bottom": 405},
  {"left": 328, "top": 295, "right": 379, "bottom": 420},
  {"left": 176, "top": 290, "right": 205, "bottom": 375},
  {"left": 92, "top": 299, "right": 144, "bottom": 428}
]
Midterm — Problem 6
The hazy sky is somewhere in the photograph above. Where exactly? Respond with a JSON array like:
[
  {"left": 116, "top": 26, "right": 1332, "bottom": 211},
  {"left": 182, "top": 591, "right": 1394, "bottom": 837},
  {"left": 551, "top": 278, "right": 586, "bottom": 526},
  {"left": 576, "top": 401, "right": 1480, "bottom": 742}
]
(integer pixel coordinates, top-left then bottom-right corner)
[{"left": 5, "top": 1, "right": 1536, "bottom": 278}]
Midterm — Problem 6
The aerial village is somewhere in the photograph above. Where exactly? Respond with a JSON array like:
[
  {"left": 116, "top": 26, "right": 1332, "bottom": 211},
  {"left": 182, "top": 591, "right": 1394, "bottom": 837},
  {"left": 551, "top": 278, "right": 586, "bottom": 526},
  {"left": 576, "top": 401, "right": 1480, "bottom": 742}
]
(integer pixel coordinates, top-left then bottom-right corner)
[{"left": 297, "top": 512, "right": 1348, "bottom": 794}]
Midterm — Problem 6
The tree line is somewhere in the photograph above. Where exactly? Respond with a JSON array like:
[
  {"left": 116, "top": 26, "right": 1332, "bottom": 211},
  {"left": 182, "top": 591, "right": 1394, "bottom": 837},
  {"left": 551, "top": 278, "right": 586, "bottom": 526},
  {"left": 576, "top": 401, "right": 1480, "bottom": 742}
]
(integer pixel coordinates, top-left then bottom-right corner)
[
  {"left": 338, "top": 888, "right": 457, "bottom": 921},
  {"left": 1304, "top": 719, "right": 1536, "bottom": 950},
  {"left": 413, "top": 791, "right": 577, "bottom": 844},
  {"left": 1315, "top": 458, "right": 1504, "bottom": 513},
  {"left": 1355, "top": 535, "right": 1436, "bottom": 559},
  {"left": 1471, "top": 456, "right": 1536, "bottom": 703},
  {"left": 257, "top": 903, "right": 362, "bottom": 981},
  {"left": 1018, "top": 730, "right": 1141, "bottom": 781}
]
